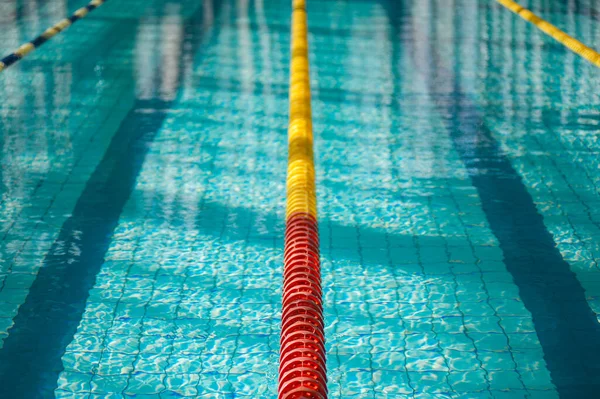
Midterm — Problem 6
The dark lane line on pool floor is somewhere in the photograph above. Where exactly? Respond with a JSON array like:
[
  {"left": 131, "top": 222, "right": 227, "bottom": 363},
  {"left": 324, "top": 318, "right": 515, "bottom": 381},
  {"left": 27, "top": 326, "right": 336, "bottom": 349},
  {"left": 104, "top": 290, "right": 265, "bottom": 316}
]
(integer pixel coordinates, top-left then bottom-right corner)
[
  {"left": 0, "top": 1, "right": 223, "bottom": 396},
  {"left": 387, "top": 2, "right": 600, "bottom": 397}
]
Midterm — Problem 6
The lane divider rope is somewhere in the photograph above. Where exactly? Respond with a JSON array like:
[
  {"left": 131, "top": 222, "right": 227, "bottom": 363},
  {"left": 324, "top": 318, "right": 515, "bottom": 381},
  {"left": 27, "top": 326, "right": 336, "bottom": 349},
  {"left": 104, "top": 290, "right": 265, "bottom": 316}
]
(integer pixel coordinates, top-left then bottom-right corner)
[
  {"left": 279, "top": 0, "right": 327, "bottom": 398},
  {"left": 495, "top": 0, "right": 600, "bottom": 68},
  {"left": 0, "top": 0, "right": 107, "bottom": 73}
]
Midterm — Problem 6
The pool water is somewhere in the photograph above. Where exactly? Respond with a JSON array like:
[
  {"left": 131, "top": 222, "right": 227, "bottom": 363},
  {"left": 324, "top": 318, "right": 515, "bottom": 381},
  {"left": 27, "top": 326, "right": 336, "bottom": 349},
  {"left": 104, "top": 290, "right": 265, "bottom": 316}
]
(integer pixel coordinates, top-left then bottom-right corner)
[{"left": 1, "top": 0, "right": 600, "bottom": 398}]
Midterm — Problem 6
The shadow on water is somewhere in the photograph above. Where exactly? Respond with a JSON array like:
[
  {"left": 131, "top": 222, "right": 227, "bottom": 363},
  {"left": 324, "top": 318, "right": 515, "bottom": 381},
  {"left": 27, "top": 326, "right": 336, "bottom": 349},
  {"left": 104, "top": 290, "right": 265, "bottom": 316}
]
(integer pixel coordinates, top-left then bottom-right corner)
[
  {"left": 382, "top": 0, "right": 600, "bottom": 396},
  {"left": 124, "top": 189, "right": 452, "bottom": 274},
  {"left": 0, "top": 1, "right": 223, "bottom": 396}
]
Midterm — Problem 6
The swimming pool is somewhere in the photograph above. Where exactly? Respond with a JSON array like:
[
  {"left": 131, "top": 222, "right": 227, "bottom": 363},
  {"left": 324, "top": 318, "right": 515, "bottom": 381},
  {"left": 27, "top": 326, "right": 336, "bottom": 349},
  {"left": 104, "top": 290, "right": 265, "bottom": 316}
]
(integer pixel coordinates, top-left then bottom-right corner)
[{"left": 0, "top": 0, "right": 599, "bottom": 397}]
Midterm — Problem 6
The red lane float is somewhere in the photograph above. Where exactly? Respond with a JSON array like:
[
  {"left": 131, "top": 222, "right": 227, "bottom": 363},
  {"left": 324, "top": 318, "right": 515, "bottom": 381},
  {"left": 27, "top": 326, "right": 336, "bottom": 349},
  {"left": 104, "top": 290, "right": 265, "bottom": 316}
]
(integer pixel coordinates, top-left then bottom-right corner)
[{"left": 279, "top": 212, "right": 326, "bottom": 399}]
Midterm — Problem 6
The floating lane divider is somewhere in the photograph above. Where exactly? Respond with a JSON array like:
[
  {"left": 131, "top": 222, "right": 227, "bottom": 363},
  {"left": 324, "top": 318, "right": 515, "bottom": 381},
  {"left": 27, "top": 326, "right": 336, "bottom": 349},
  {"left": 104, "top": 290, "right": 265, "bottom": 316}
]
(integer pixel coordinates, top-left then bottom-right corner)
[
  {"left": 279, "top": 0, "right": 327, "bottom": 398},
  {"left": 496, "top": 0, "right": 600, "bottom": 68},
  {"left": 0, "top": 0, "right": 107, "bottom": 73}
]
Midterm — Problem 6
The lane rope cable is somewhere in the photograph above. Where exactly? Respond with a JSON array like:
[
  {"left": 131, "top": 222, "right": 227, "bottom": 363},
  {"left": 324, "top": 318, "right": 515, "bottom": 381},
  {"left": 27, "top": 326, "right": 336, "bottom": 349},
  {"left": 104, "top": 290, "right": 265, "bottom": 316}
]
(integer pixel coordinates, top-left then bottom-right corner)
[
  {"left": 0, "top": 0, "right": 107, "bottom": 73},
  {"left": 278, "top": 0, "right": 327, "bottom": 398},
  {"left": 495, "top": 0, "right": 600, "bottom": 68}
]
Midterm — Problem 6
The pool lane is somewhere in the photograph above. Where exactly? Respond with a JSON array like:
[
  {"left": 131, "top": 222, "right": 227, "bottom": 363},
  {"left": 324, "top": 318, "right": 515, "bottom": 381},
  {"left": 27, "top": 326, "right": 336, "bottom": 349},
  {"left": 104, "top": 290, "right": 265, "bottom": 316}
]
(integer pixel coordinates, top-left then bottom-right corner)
[
  {"left": 404, "top": 1, "right": 600, "bottom": 396},
  {"left": 310, "top": 2, "right": 539, "bottom": 397},
  {"left": 53, "top": 0, "right": 291, "bottom": 397},
  {"left": 475, "top": 0, "right": 600, "bottom": 394},
  {"left": 311, "top": 0, "right": 600, "bottom": 397},
  {"left": 0, "top": 0, "right": 292, "bottom": 395}
]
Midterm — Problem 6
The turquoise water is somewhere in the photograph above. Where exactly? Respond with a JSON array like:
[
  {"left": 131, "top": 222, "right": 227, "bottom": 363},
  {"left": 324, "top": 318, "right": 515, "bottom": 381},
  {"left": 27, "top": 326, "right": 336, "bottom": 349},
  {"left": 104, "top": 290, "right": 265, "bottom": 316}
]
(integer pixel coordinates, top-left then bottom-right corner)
[{"left": 0, "top": 0, "right": 600, "bottom": 397}]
